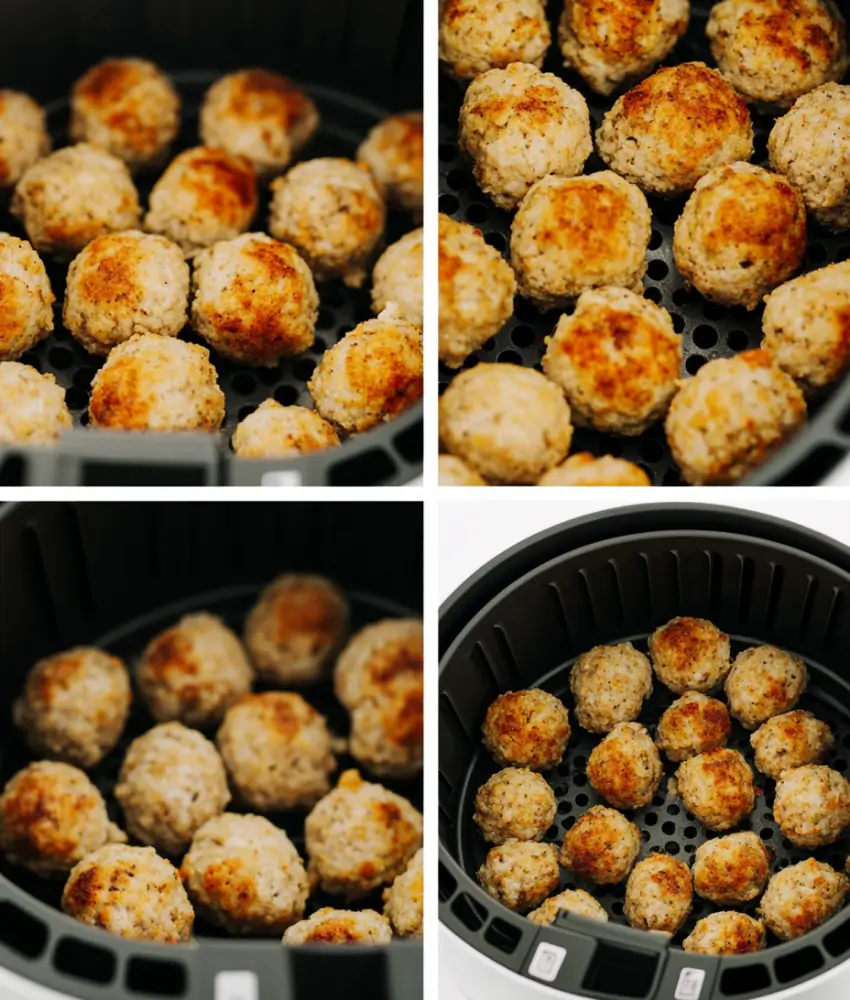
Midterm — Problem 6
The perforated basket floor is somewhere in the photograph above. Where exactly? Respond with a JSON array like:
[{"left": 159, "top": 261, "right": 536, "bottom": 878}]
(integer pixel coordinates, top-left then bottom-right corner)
[
  {"left": 438, "top": 1, "right": 850, "bottom": 486},
  {"left": 0, "top": 71, "right": 422, "bottom": 486}
]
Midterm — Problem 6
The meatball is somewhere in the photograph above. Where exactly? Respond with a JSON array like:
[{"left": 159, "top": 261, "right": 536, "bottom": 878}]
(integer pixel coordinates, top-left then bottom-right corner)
[
  {"left": 511, "top": 172, "right": 651, "bottom": 311},
  {"left": 245, "top": 573, "right": 349, "bottom": 685},
  {"left": 438, "top": 214, "right": 515, "bottom": 369},
  {"left": 200, "top": 69, "right": 319, "bottom": 177},
  {"left": 560, "top": 806, "right": 641, "bottom": 885},
  {"left": 0, "top": 761, "right": 125, "bottom": 878},
  {"left": 0, "top": 364, "right": 70, "bottom": 444},
  {"left": 305, "top": 769, "right": 422, "bottom": 899},
  {"left": 62, "top": 844, "right": 193, "bottom": 943},
  {"left": 0, "top": 90, "right": 50, "bottom": 189},
  {"left": 372, "top": 228, "right": 423, "bottom": 327},
  {"left": 587, "top": 722, "right": 663, "bottom": 810},
  {"left": 137, "top": 612, "right": 253, "bottom": 728},
  {"left": 537, "top": 454, "right": 651, "bottom": 486},
  {"left": 693, "top": 832, "right": 770, "bottom": 906},
  {"left": 232, "top": 400, "right": 340, "bottom": 459},
  {"left": 673, "top": 749, "right": 756, "bottom": 831},
  {"left": 88, "top": 333, "right": 225, "bottom": 432},
  {"left": 750, "top": 710, "right": 834, "bottom": 780},
  {"left": 624, "top": 854, "right": 693, "bottom": 935},
  {"left": 284, "top": 907, "right": 392, "bottom": 945},
  {"left": 762, "top": 262, "right": 850, "bottom": 395},
  {"left": 357, "top": 112, "right": 423, "bottom": 218},
  {"left": 458, "top": 62, "right": 592, "bottom": 211},
  {"left": 648, "top": 617, "right": 731, "bottom": 695},
  {"left": 478, "top": 840, "right": 560, "bottom": 912},
  {"left": 774, "top": 765, "right": 850, "bottom": 848},
  {"left": 0, "top": 234, "right": 54, "bottom": 361},
  {"left": 308, "top": 306, "right": 422, "bottom": 433},
  {"left": 12, "top": 143, "right": 141, "bottom": 257},
  {"left": 439, "top": 364, "right": 573, "bottom": 484},
  {"left": 597, "top": 63, "right": 753, "bottom": 198},
  {"left": 672, "top": 162, "right": 807, "bottom": 310},
  {"left": 70, "top": 58, "right": 180, "bottom": 170},
  {"left": 656, "top": 692, "right": 732, "bottom": 763},
  {"left": 528, "top": 888, "right": 609, "bottom": 926},
  {"left": 759, "top": 858, "right": 850, "bottom": 940},
  {"left": 769, "top": 84, "right": 850, "bottom": 231},
  {"left": 474, "top": 768, "right": 557, "bottom": 843},
  {"left": 570, "top": 642, "right": 653, "bottom": 734},
  {"left": 181, "top": 813, "right": 309, "bottom": 935},
  {"left": 665, "top": 350, "right": 807, "bottom": 486},
  {"left": 439, "top": 454, "right": 488, "bottom": 486},
  {"left": 481, "top": 689, "right": 571, "bottom": 770},
  {"left": 683, "top": 912, "right": 766, "bottom": 955},
  {"left": 439, "top": 0, "right": 551, "bottom": 80},
  {"left": 268, "top": 158, "right": 384, "bottom": 288},
  {"left": 725, "top": 645, "right": 808, "bottom": 730},
  {"left": 707, "top": 0, "right": 848, "bottom": 110},
  {"left": 542, "top": 287, "right": 681, "bottom": 436},
  {"left": 383, "top": 848, "right": 423, "bottom": 938},
  {"left": 63, "top": 230, "right": 190, "bottom": 356},
  {"left": 335, "top": 619, "right": 423, "bottom": 779},
  {"left": 558, "top": 0, "right": 689, "bottom": 96},
  {"left": 216, "top": 692, "right": 338, "bottom": 812},
  {"left": 13, "top": 646, "right": 130, "bottom": 769},
  {"left": 144, "top": 146, "right": 257, "bottom": 257},
  {"left": 115, "top": 723, "right": 229, "bottom": 857},
  {"left": 191, "top": 232, "right": 318, "bottom": 366}
]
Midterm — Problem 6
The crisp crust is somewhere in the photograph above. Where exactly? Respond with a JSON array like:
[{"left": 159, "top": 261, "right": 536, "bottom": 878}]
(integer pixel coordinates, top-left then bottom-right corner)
[
  {"left": 537, "top": 453, "right": 651, "bottom": 486},
  {"left": 586, "top": 722, "right": 663, "bottom": 810},
  {"left": 474, "top": 767, "right": 557, "bottom": 843},
  {"left": 692, "top": 832, "right": 771, "bottom": 905},
  {"left": 482, "top": 689, "right": 571, "bottom": 770},
  {"left": 648, "top": 616, "right": 732, "bottom": 694},
  {"left": 759, "top": 858, "right": 850, "bottom": 939},
  {"left": 357, "top": 112, "right": 423, "bottom": 215},
  {"left": 439, "top": 0, "right": 552, "bottom": 80},
  {"left": 683, "top": 911, "right": 766, "bottom": 954},
  {"left": 0, "top": 90, "right": 50, "bottom": 189},
  {"left": 570, "top": 642, "right": 653, "bottom": 734},
  {"left": 773, "top": 764, "right": 850, "bottom": 848},
  {"left": 0, "top": 234, "right": 54, "bottom": 361},
  {"left": 656, "top": 692, "right": 731, "bottom": 762},
  {"left": 284, "top": 907, "right": 392, "bottom": 944},
  {"left": 673, "top": 749, "right": 756, "bottom": 831},
  {"left": 560, "top": 805, "right": 642, "bottom": 885},
  {"left": 232, "top": 400, "right": 340, "bottom": 458},
  {"left": 624, "top": 853, "right": 693, "bottom": 934},
  {"left": 478, "top": 839, "right": 560, "bottom": 911},
  {"left": 724, "top": 644, "right": 808, "bottom": 729},
  {"left": 750, "top": 710, "right": 834, "bottom": 779}
]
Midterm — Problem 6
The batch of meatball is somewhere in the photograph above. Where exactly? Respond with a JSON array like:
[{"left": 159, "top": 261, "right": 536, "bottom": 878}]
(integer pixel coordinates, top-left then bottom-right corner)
[
  {"left": 473, "top": 616, "right": 850, "bottom": 955},
  {"left": 0, "top": 58, "right": 423, "bottom": 455},
  {"left": 438, "top": 0, "right": 850, "bottom": 486},
  {"left": 0, "top": 575, "right": 423, "bottom": 945}
]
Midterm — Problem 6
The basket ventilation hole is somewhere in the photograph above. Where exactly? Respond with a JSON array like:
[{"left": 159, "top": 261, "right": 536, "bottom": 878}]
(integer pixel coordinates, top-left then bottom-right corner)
[
  {"left": 719, "top": 964, "right": 771, "bottom": 996},
  {"left": 774, "top": 946, "right": 825, "bottom": 984},
  {"left": 452, "top": 892, "right": 487, "bottom": 932},
  {"left": 581, "top": 943, "right": 660, "bottom": 999},
  {"left": 54, "top": 937, "right": 115, "bottom": 984},
  {"left": 439, "top": 860, "right": 457, "bottom": 903},
  {"left": 329, "top": 449, "right": 397, "bottom": 486},
  {"left": 484, "top": 918, "right": 522, "bottom": 954},
  {"left": 126, "top": 957, "right": 187, "bottom": 996},
  {"left": 824, "top": 912, "right": 850, "bottom": 957},
  {"left": 0, "top": 901, "right": 48, "bottom": 959},
  {"left": 293, "top": 951, "right": 388, "bottom": 1000},
  {"left": 0, "top": 455, "right": 24, "bottom": 486},
  {"left": 394, "top": 422, "right": 423, "bottom": 463}
]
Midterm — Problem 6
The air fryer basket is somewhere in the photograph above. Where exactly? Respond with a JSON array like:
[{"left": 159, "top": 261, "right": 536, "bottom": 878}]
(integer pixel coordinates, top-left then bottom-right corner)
[
  {"left": 0, "top": 0, "right": 423, "bottom": 486},
  {"left": 0, "top": 502, "right": 423, "bottom": 1000},
  {"left": 438, "top": 1, "right": 850, "bottom": 486},
  {"left": 439, "top": 505, "right": 850, "bottom": 1000}
]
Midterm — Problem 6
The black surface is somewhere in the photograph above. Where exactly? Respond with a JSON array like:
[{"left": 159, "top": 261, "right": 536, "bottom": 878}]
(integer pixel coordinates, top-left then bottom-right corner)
[{"left": 438, "top": 0, "right": 850, "bottom": 485}]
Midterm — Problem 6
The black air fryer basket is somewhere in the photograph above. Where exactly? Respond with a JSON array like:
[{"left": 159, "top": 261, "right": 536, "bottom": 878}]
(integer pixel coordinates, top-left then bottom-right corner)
[
  {"left": 438, "top": 0, "right": 850, "bottom": 486},
  {"left": 0, "top": 0, "right": 423, "bottom": 486},
  {"left": 440, "top": 504, "right": 850, "bottom": 1000},
  {"left": 0, "top": 501, "right": 423, "bottom": 1000}
]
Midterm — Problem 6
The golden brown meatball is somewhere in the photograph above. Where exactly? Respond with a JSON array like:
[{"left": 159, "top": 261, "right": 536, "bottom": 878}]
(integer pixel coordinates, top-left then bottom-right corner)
[
  {"left": 438, "top": 454, "right": 488, "bottom": 486},
  {"left": 673, "top": 749, "right": 755, "bottom": 832},
  {"left": 725, "top": 645, "right": 808, "bottom": 730},
  {"left": 759, "top": 858, "right": 850, "bottom": 940},
  {"left": 0, "top": 90, "right": 50, "bottom": 189},
  {"left": 750, "top": 710, "right": 834, "bottom": 780},
  {"left": 624, "top": 853, "right": 693, "bottom": 935},
  {"left": 439, "top": 0, "right": 552, "bottom": 81},
  {"left": 246, "top": 573, "right": 349, "bottom": 685},
  {"left": 232, "top": 400, "right": 340, "bottom": 459},
  {"left": 284, "top": 907, "right": 392, "bottom": 945},
  {"left": 774, "top": 765, "right": 850, "bottom": 848},
  {"left": 0, "top": 363, "right": 71, "bottom": 445},
  {"left": 474, "top": 767, "right": 557, "bottom": 843},
  {"left": 560, "top": 806, "right": 641, "bottom": 885},
  {"left": 357, "top": 112, "right": 423, "bottom": 218},
  {"left": 0, "top": 234, "right": 54, "bottom": 361},
  {"left": 481, "top": 689, "right": 571, "bottom": 770},
  {"left": 683, "top": 912, "right": 766, "bottom": 955},
  {"left": 692, "top": 832, "right": 771, "bottom": 905},
  {"left": 648, "top": 617, "right": 731, "bottom": 694},
  {"left": 537, "top": 454, "right": 651, "bottom": 486},
  {"left": 335, "top": 619, "right": 422, "bottom": 709},
  {"left": 478, "top": 840, "right": 560, "bottom": 912},
  {"left": 570, "top": 642, "right": 653, "bottom": 734},
  {"left": 587, "top": 722, "right": 663, "bottom": 810},
  {"left": 383, "top": 848, "right": 423, "bottom": 938},
  {"left": 527, "top": 888, "right": 609, "bottom": 925},
  {"left": 70, "top": 58, "right": 180, "bottom": 170},
  {"left": 656, "top": 692, "right": 731, "bottom": 763},
  {"left": 372, "top": 228, "right": 422, "bottom": 327}
]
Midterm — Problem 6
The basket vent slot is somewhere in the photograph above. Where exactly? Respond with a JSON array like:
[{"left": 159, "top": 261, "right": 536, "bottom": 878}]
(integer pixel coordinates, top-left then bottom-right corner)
[
  {"left": 765, "top": 563, "right": 784, "bottom": 627},
  {"left": 823, "top": 589, "right": 846, "bottom": 650},
  {"left": 493, "top": 626, "right": 521, "bottom": 684},
  {"left": 126, "top": 957, "right": 187, "bottom": 996},
  {"left": 328, "top": 448, "right": 396, "bottom": 486},
  {"left": 0, "top": 901, "right": 47, "bottom": 959},
  {"left": 825, "top": 911, "right": 850, "bottom": 957},
  {"left": 438, "top": 861, "right": 457, "bottom": 902},
  {"left": 54, "top": 937, "right": 115, "bottom": 984},
  {"left": 708, "top": 550, "right": 724, "bottom": 614},
  {"left": 719, "top": 963, "right": 771, "bottom": 996},
  {"left": 774, "top": 946, "right": 824, "bottom": 984},
  {"left": 451, "top": 892, "right": 487, "bottom": 932},
  {"left": 293, "top": 950, "right": 388, "bottom": 999},
  {"left": 581, "top": 943, "right": 659, "bottom": 998},
  {"left": 547, "top": 582, "right": 572, "bottom": 649},
  {"left": 0, "top": 455, "right": 23, "bottom": 485},
  {"left": 605, "top": 560, "right": 625, "bottom": 624},
  {"left": 738, "top": 556, "right": 756, "bottom": 622},
  {"left": 484, "top": 917, "right": 521, "bottom": 955},
  {"left": 799, "top": 575, "right": 819, "bottom": 637}
]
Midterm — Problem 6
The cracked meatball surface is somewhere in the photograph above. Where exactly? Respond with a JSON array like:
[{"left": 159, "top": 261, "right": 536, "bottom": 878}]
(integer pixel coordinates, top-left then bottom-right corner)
[
  {"left": 656, "top": 692, "right": 731, "bottom": 762},
  {"left": 439, "top": 0, "right": 551, "bottom": 80},
  {"left": 725, "top": 644, "right": 808, "bottom": 730},
  {"left": 570, "top": 642, "right": 652, "bottom": 734},
  {"left": 624, "top": 853, "right": 693, "bottom": 935},
  {"left": 774, "top": 765, "right": 850, "bottom": 848},
  {"left": 759, "top": 858, "right": 850, "bottom": 940},
  {"left": 750, "top": 710, "right": 834, "bottom": 780},
  {"left": 560, "top": 805, "right": 641, "bottom": 885},
  {"left": 692, "top": 832, "right": 770, "bottom": 905},
  {"left": 587, "top": 722, "right": 663, "bottom": 810},
  {"left": 673, "top": 749, "right": 755, "bottom": 831},
  {"left": 478, "top": 839, "right": 560, "bottom": 912},
  {"left": 474, "top": 767, "right": 557, "bottom": 843},
  {"left": 648, "top": 617, "right": 731, "bottom": 694},
  {"left": 481, "top": 688, "right": 571, "bottom": 770},
  {"left": 683, "top": 911, "right": 766, "bottom": 955}
]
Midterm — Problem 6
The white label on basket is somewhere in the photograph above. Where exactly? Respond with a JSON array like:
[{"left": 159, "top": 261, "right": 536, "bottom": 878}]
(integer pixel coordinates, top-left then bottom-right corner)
[
  {"left": 528, "top": 942, "right": 567, "bottom": 983},
  {"left": 261, "top": 470, "right": 303, "bottom": 487},
  {"left": 215, "top": 971, "right": 259, "bottom": 1000},
  {"left": 675, "top": 968, "right": 706, "bottom": 1000}
]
